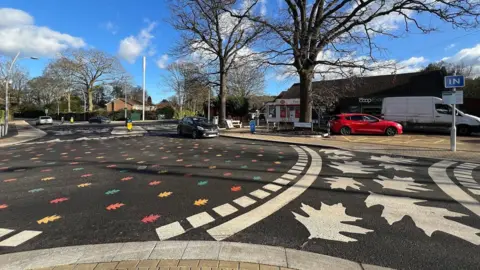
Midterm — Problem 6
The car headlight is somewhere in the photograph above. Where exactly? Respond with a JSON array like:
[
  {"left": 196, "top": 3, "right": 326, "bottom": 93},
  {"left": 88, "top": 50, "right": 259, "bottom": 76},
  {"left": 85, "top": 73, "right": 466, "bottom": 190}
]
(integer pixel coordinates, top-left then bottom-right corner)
[{"left": 197, "top": 126, "right": 205, "bottom": 131}]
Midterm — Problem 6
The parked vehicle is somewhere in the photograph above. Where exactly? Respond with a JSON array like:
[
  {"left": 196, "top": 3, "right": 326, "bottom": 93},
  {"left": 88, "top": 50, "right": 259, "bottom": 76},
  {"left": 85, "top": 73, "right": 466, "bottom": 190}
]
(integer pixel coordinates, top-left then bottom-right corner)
[
  {"left": 329, "top": 113, "right": 403, "bottom": 136},
  {"left": 382, "top": 96, "right": 480, "bottom": 136},
  {"left": 88, "top": 116, "right": 111, "bottom": 124},
  {"left": 177, "top": 117, "right": 219, "bottom": 139},
  {"left": 36, "top": 116, "right": 53, "bottom": 125}
]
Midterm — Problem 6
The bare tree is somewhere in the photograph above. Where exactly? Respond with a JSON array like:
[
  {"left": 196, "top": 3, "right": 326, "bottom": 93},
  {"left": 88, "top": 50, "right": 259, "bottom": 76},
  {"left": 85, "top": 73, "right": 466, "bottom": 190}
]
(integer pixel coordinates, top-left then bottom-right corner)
[
  {"left": 228, "top": 63, "right": 265, "bottom": 98},
  {"left": 59, "top": 49, "right": 126, "bottom": 111},
  {"left": 26, "top": 75, "right": 64, "bottom": 109},
  {"left": 169, "top": 0, "right": 265, "bottom": 125},
  {"left": 311, "top": 75, "right": 358, "bottom": 127},
  {"left": 164, "top": 62, "right": 209, "bottom": 116},
  {"left": 237, "top": 0, "right": 480, "bottom": 122}
]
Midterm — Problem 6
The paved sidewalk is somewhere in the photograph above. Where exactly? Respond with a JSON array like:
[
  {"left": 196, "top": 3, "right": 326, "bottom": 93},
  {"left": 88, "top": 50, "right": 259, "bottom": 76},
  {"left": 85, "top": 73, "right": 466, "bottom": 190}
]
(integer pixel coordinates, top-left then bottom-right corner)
[
  {"left": 221, "top": 132, "right": 480, "bottom": 163},
  {"left": 0, "top": 241, "right": 391, "bottom": 270},
  {"left": 0, "top": 120, "right": 46, "bottom": 147}
]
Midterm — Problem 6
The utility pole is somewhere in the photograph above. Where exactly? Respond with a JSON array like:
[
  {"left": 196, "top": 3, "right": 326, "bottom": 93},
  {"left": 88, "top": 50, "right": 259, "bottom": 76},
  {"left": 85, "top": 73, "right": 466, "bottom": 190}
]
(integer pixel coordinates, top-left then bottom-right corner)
[
  {"left": 207, "top": 88, "right": 210, "bottom": 123},
  {"left": 142, "top": 56, "right": 146, "bottom": 121},
  {"left": 451, "top": 70, "right": 457, "bottom": 152}
]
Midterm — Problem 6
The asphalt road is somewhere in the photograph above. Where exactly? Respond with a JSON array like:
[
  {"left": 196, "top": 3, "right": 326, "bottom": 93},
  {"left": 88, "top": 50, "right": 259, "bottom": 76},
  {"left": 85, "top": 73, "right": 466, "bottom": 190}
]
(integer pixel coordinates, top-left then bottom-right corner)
[{"left": 1, "top": 130, "right": 479, "bottom": 270}]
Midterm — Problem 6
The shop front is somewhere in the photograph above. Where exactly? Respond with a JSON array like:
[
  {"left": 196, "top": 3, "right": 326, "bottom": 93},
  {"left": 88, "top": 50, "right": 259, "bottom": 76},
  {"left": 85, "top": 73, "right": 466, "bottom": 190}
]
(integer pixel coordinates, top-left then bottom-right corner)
[{"left": 265, "top": 98, "right": 301, "bottom": 123}]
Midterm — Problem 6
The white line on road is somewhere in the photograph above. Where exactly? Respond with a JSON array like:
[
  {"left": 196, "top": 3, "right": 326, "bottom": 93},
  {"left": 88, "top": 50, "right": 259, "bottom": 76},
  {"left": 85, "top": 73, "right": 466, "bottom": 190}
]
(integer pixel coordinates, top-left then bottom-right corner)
[
  {"left": 213, "top": 203, "right": 238, "bottom": 217},
  {"left": 273, "top": 179, "right": 291, "bottom": 186},
  {"left": 250, "top": 189, "right": 271, "bottom": 199},
  {"left": 155, "top": 222, "right": 185, "bottom": 241},
  {"left": 0, "top": 230, "right": 42, "bottom": 247},
  {"left": 428, "top": 161, "right": 480, "bottom": 217},
  {"left": 0, "top": 228, "right": 14, "bottom": 238},
  {"left": 233, "top": 196, "right": 257, "bottom": 208},
  {"left": 207, "top": 146, "right": 321, "bottom": 241},
  {"left": 187, "top": 212, "right": 215, "bottom": 228}
]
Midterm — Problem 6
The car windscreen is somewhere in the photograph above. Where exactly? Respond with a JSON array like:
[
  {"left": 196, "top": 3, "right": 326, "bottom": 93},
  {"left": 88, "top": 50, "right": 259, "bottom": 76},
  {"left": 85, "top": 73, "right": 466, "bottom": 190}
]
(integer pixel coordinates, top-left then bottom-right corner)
[{"left": 193, "top": 118, "right": 207, "bottom": 124}]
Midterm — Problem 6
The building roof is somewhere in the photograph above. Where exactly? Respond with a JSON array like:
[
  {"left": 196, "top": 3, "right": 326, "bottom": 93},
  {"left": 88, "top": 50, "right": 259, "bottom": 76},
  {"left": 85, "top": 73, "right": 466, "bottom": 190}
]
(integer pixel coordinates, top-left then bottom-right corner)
[
  {"left": 279, "top": 70, "right": 446, "bottom": 99},
  {"left": 109, "top": 98, "right": 142, "bottom": 106}
]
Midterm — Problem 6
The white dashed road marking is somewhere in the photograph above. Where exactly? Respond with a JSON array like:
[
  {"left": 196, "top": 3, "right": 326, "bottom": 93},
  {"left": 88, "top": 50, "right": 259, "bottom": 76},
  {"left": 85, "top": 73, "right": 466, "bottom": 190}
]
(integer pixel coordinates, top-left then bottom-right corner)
[
  {"left": 213, "top": 203, "right": 238, "bottom": 217},
  {"left": 155, "top": 222, "right": 185, "bottom": 241},
  {"left": 0, "top": 230, "right": 43, "bottom": 247},
  {"left": 428, "top": 161, "right": 480, "bottom": 217},
  {"left": 187, "top": 212, "right": 215, "bottom": 228},
  {"left": 207, "top": 146, "right": 322, "bottom": 241}
]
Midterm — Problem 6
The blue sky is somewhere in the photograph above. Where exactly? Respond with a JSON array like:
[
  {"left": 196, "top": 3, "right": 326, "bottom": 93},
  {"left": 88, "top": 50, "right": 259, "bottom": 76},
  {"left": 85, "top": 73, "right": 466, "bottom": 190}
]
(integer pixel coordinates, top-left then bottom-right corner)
[{"left": 1, "top": 0, "right": 479, "bottom": 103}]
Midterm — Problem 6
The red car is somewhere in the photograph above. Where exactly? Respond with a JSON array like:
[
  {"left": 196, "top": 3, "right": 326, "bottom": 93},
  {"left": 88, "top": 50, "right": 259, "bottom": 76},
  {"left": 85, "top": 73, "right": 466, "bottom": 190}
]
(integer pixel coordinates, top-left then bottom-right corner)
[{"left": 329, "top": 113, "right": 403, "bottom": 136}]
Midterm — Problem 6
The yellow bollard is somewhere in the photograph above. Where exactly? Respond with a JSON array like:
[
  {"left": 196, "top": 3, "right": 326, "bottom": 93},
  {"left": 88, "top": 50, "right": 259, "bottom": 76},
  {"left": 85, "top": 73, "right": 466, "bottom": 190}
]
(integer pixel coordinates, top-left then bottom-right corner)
[
  {"left": 127, "top": 121, "right": 133, "bottom": 132},
  {"left": 70, "top": 117, "right": 74, "bottom": 124}
]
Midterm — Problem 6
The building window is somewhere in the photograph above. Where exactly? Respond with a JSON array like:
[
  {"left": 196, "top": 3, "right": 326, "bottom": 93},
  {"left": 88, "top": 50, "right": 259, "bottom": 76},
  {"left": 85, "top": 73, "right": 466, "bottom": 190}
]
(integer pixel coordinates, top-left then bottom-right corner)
[{"left": 268, "top": 106, "right": 276, "bottom": 117}]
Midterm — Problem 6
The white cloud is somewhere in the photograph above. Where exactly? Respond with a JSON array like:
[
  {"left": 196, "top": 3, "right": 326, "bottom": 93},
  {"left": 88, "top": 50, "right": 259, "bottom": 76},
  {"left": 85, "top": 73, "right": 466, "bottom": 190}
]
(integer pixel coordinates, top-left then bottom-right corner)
[
  {"left": 156, "top": 54, "right": 169, "bottom": 69},
  {"left": 445, "top": 43, "right": 456, "bottom": 51},
  {"left": 260, "top": 0, "right": 267, "bottom": 16},
  {"left": 118, "top": 22, "right": 157, "bottom": 64},
  {"left": 442, "top": 43, "right": 480, "bottom": 76},
  {"left": 0, "top": 8, "right": 85, "bottom": 57},
  {"left": 102, "top": 21, "right": 118, "bottom": 35}
]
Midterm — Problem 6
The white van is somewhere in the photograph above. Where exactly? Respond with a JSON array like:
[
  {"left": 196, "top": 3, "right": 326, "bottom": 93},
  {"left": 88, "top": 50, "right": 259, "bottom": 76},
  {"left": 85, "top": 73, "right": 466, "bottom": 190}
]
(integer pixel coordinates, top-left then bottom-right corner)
[{"left": 381, "top": 96, "right": 480, "bottom": 135}]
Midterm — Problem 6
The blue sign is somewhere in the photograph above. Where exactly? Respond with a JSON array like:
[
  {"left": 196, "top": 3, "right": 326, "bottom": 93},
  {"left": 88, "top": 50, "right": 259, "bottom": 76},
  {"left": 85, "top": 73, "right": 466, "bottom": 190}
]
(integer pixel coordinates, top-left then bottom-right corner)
[{"left": 444, "top": 75, "right": 465, "bottom": 88}]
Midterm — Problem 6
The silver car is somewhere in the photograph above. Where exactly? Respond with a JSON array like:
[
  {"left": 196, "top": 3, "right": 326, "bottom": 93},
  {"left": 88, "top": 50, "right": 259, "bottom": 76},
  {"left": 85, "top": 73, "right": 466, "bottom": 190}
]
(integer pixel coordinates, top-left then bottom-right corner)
[{"left": 36, "top": 116, "right": 53, "bottom": 125}]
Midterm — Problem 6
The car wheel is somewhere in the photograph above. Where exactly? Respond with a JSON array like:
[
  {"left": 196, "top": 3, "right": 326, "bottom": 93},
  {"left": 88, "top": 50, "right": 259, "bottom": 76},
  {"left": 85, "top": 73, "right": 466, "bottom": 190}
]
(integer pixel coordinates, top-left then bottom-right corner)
[
  {"left": 192, "top": 130, "right": 198, "bottom": 139},
  {"left": 385, "top": 127, "right": 397, "bottom": 136},
  {"left": 340, "top": 126, "right": 351, "bottom": 135},
  {"left": 457, "top": 125, "right": 471, "bottom": 136},
  {"left": 177, "top": 127, "right": 183, "bottom": 136}
]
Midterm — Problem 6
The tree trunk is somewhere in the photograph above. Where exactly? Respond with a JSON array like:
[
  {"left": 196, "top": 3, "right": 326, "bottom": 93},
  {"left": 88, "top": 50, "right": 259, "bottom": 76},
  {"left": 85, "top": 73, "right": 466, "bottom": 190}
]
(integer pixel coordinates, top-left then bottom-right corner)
[
  {"left": 88, "top": 88, "right": 94, "bottom": 112},
  {"left": 219, "top": 61, "right": 227, "bottom": 127},
  {"left": 299, "top": 70, "right": 313, "bottom": 122},
  {"left": 67, "top": 92, "right": 71, "bottom": 113}
]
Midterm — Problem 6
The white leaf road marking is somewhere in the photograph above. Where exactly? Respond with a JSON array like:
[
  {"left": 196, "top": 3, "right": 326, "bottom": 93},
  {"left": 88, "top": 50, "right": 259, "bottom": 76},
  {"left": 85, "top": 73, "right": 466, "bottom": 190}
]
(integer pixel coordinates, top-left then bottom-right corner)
[
  {"left": 320, "top": 149, "right": 355, "bottom": 156},
  {"left": 379, "top": 163, "right": 414, "bottom": 172},
  {"left": 371, "top": 155, "right": 417, "bottom": 164},
  {"left": 329, "top": 161, "right": 380, "bottom": 174},
  {"left": 293, "top": 203, "right": 373, "bottom": 242},
  {"left": 324, "top": 177, "right": 364, "bottom": 190},
  {"left": 207, "top": 146, "right": 321, "bottom": 241},
  {"left": 365, "top": 193, "right": 480, "bottom": 245},
  {"left": 374, "top": 175, "right": 432, "bottom": 193}
]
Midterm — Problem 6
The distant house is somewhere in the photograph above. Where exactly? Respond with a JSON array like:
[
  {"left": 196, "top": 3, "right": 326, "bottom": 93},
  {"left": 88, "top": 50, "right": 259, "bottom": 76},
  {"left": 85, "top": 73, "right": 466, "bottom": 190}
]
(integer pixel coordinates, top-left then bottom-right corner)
[{"left": 106, "top": 98, "right": 156, "bottom": 112}]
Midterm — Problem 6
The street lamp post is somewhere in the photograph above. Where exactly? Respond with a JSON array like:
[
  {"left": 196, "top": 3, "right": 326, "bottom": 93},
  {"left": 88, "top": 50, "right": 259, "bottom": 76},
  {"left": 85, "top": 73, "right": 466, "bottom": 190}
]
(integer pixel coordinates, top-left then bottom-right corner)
[{"left": 3, "top": 52, "right": 38, "bottom": 136}]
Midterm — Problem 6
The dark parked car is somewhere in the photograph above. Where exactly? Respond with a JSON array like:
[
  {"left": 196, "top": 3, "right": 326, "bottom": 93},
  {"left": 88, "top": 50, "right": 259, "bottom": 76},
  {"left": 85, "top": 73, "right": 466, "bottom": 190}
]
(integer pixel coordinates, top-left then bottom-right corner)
[
  {"left": 88, "top": 116, "right": 111, "bottom": 124},
  {"left": 177, "top": 117, "right": 219, "bottom": 139}
]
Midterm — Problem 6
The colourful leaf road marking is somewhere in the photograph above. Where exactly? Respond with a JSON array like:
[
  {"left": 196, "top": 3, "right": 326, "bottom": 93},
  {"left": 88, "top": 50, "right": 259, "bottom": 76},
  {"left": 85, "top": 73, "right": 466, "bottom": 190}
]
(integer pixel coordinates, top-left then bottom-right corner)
[
  {"left": 105, "top": 189, "right": 120, "bottom": 195},
  {"left": 158, "top": 170, "right": 168, "bottom": 174},
  {"left": 81, "top": 174, "right": 93, "bottom": 178},
  {"left": 121, "top": 176, "right": 133, "bottom": 181},
  {"left": 158, "top": 191, "right": 172, "bottom": 198},
  {"left": 194, "top": 199, "right": 208, "bottom": 206},
  {"left": 41, "top": 177, "right": 55, "bottom": 181},
  {"left": 77, "top": 183, "right": 92, "bottom": 188},
  {"left": 231, "top": 186, "right": 242, "bottom": 192},
  {"left": 185, "top": 164, "right": 193, "bottom": 168},
  {"left": 29, "top": 188, "right": 44, "bottom": 193},
  {"left": 120, "top": 170, "right": 129, "bottom": 173},
  {"left": 209, "top": 166, "right": 216, "bottom": 169},
  {"left": 141, "top": 214, "right": 160, "bottom": 223},
  {"left": 73, "top": 168, "right": 84, "bottom": 171},
  {"left": 184, "top": 173, "right": 193, "bottom": 177},
  {"left": 197, "top": 180, "right": 208, "bottom": 186},
  {"left": 106, "top": 203, "right": 125, "bottom": 210},
  {"left": 149, "top": 181, "right": 161, "bottom": 186},
  {"left": 0, "top": 204, "right": 8, "bottom": 209},
  {"left": 241, "top": 165, "right": 248, "bottom": 169},
  {"left": 224, "top": 172, "right": 232, "bottom": 177},
  {"left": 41, "top": 169, "right": 52, "bottom": 172},
  {"left": 225, "top": 160, "right": 231, "bottom": 163},
  {"left": 69, "top": 162, "right": 79, "bottom": 165},
  {"left": 3, "top": 178, "right": 16, "bottom": 183},
  {"left": 253, "top": 176, "right": 262, "bottom": 181},
  {"left": 274, "top": 161, "right": 282, "bottom": 164},
  {"left": 251, "top": 160, "right": 257, "bottom": 163},
  {"left": 37, "top": 215, "right": 61, "bottom": 224},
  {"left": 267, "top": 168, "right": 275, "bottom": 172},
  {"left": 50, "top": 197, "right": 69, "bottom": 204},
  {"left": 106, "top": 165, "right": 117, "bottom": 168},
  {"left": 176, "top": 159, "right": 183, "bottom": 162}
]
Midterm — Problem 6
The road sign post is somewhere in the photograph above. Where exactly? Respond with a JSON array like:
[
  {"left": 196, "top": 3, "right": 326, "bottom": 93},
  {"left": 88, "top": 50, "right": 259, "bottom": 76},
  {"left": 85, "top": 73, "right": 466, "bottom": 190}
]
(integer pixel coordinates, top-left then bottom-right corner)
[{"left": 444, "top": 74, "right": 465, "bottom": 152}]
